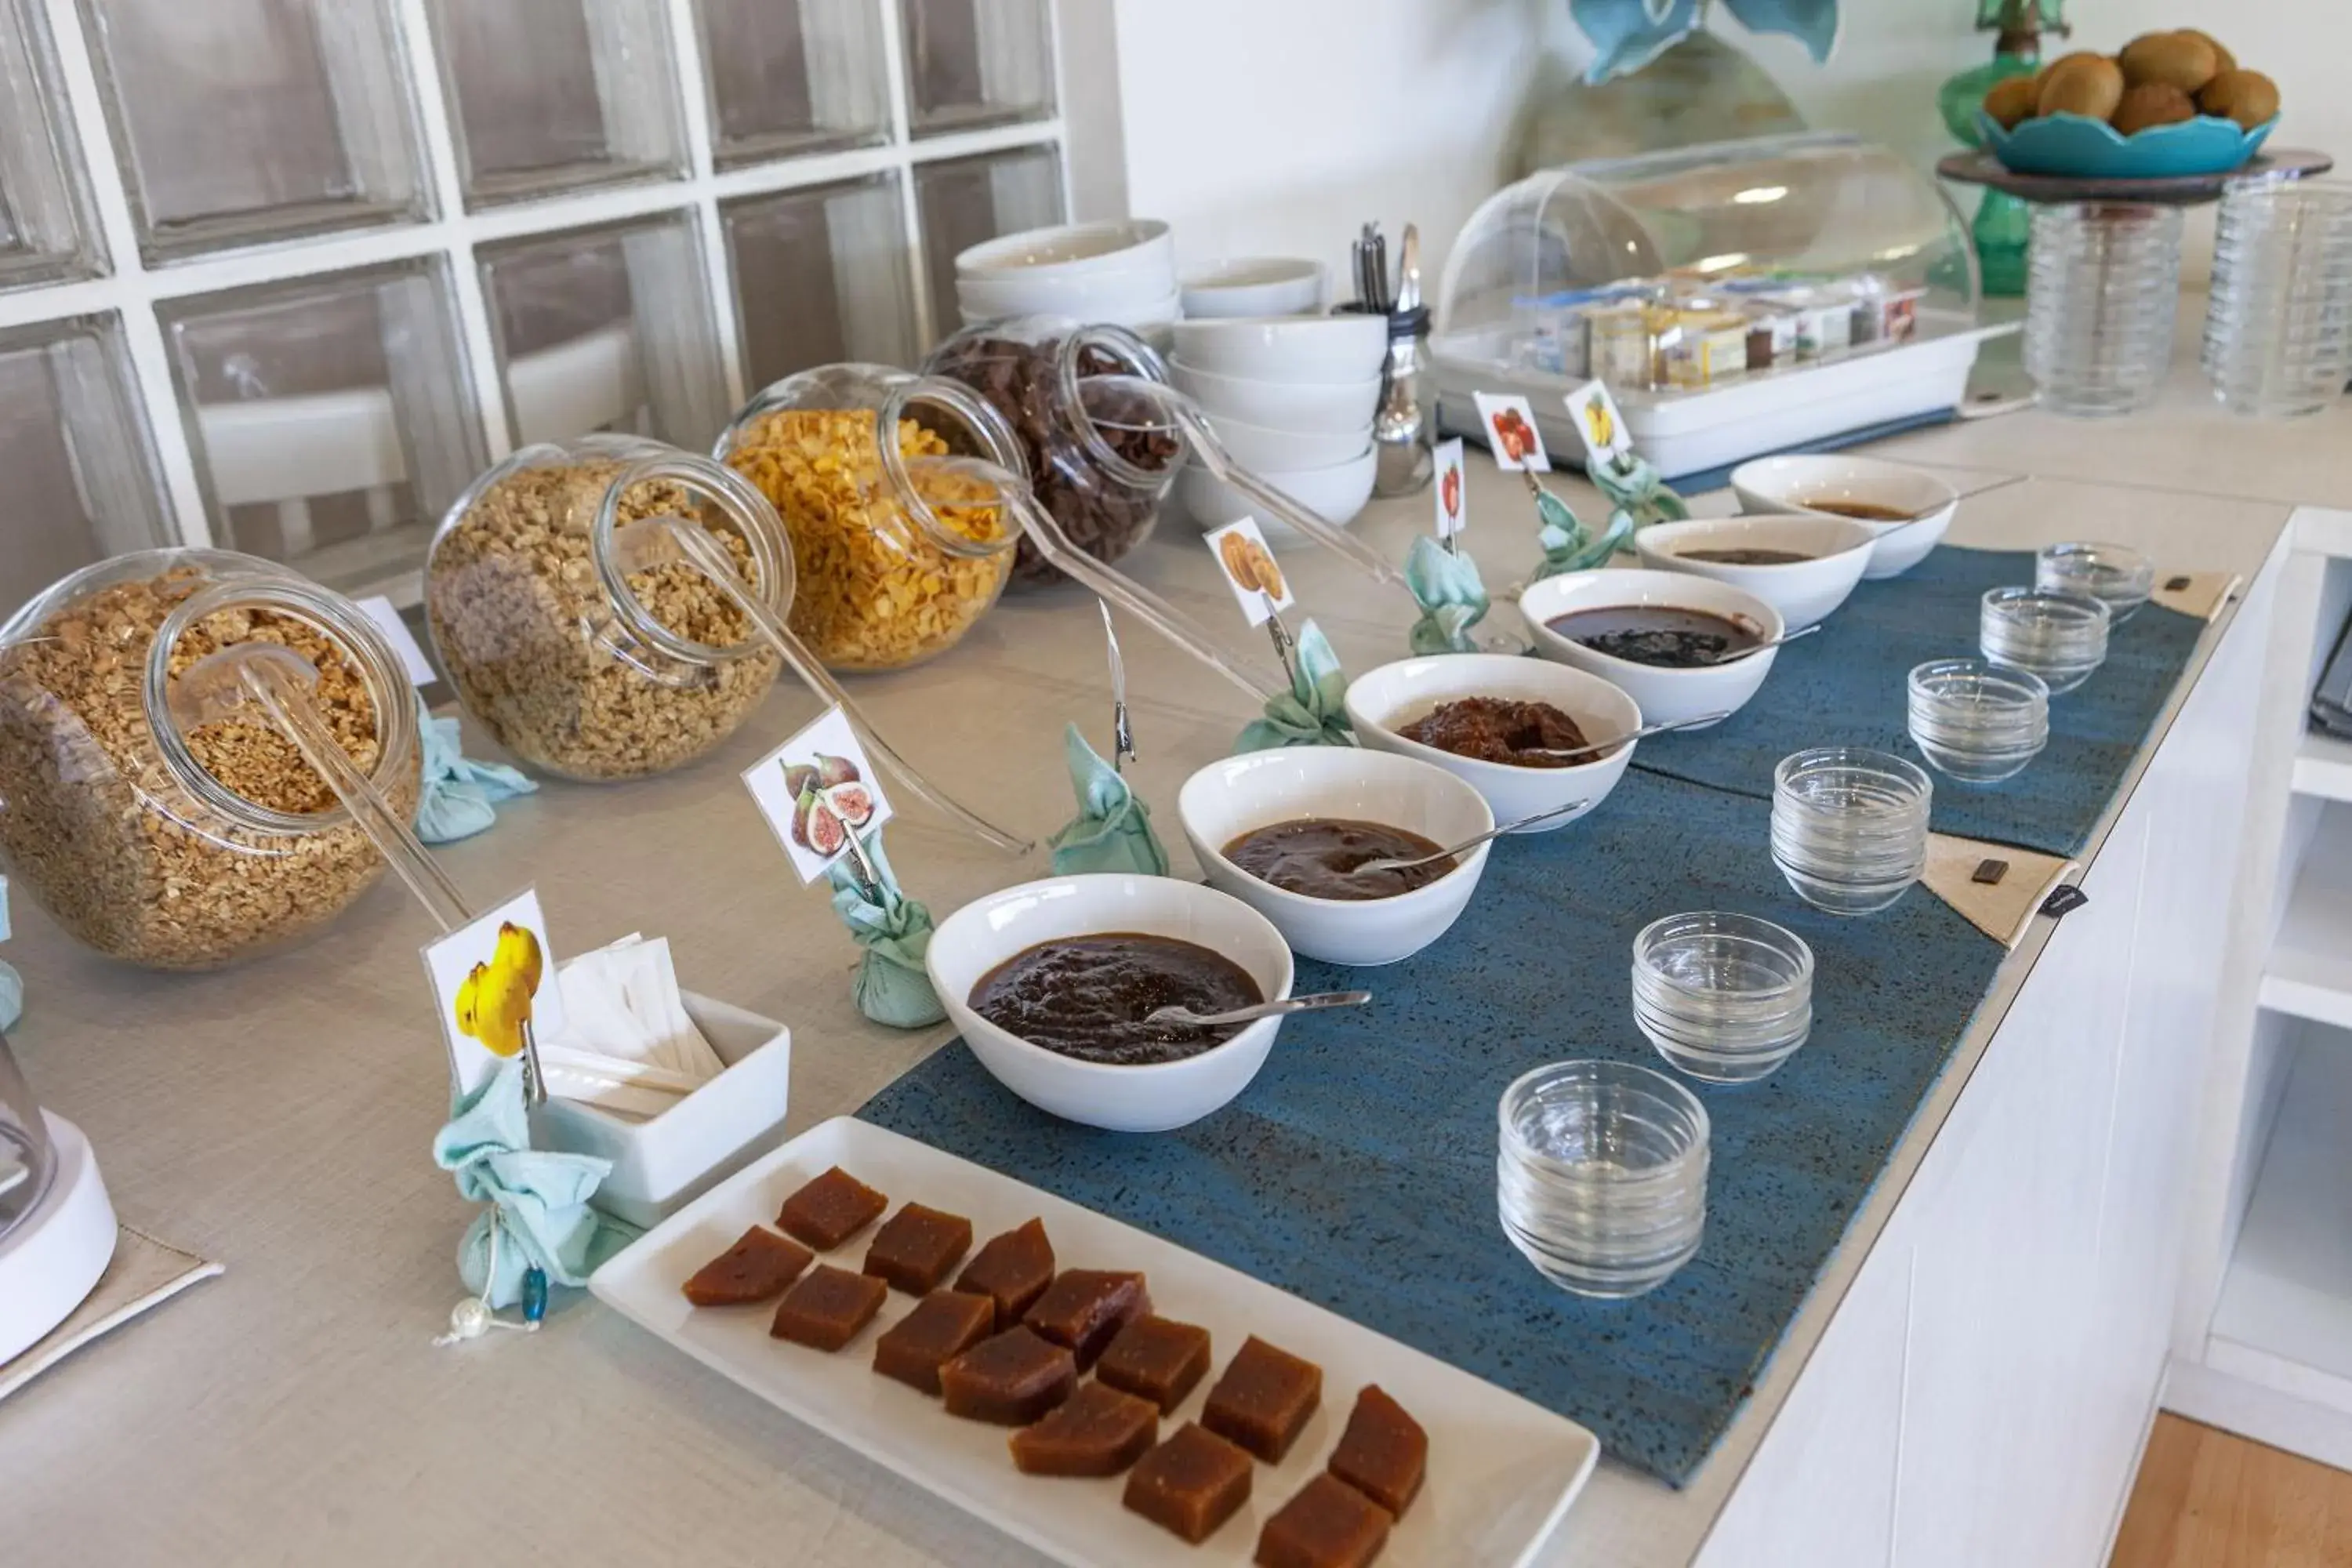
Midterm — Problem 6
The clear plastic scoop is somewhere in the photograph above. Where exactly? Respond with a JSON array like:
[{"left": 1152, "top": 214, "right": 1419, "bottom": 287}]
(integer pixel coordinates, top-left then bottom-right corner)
[
  {"left": 609, "top": 516, "right": 1036, "bottom": 855},
  {"left": 1072, "top": 374, "right": 1412, "bottom": 596},
  {"left": 901, "top": 453, "right": 1288, "bottom": 706}
]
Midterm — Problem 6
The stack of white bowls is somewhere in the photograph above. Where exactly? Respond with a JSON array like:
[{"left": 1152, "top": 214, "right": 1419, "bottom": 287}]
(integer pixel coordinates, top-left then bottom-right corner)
[
  {"left": 1168, "top": 311, "right": 1390, "bottom": 532},
  {"left": 953, "top": 220, "right": 1179, "bottom": 344}
]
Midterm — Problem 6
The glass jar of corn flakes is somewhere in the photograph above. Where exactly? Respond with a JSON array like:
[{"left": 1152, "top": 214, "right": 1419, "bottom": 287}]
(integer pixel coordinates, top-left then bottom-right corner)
[
  {"left": 715, "top": 364, "right": 1022, "bottom": 674},
  {"left": 424, "top": 434, "right": 791, "bottom": 782}
]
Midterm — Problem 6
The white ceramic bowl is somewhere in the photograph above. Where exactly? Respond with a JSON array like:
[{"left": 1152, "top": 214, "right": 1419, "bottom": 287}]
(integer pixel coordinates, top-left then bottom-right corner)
[
  {"left": 1178, "top": 257, "right": 1325, "bottom": 319},
  {"left": 956, "top": 220, "right": 1174, "bottom": 281},
  {"left": 1634, "top": 515, "right": 1877, "bottom": 631},
  {"left": 1170, "top": 358, "right": 1381, "bottom": 434},
  {"left": 1177, "top": 447, "right": 1378, "bottom": 531},
  {"left": 1205, "top": 411, "right": 1370, "bottom": 473},
  {"left": 1344, "top": 654, "right": 1642, "bottom": 832},
  {"left": 1729, "top": 454, "right": 1958, "bottom": 580},
  {"left": 1519, "top": 569, "right": 1785, "bottom": 731},
  {"left": 955, "top": 266, "right": 1178, "bottom": 321},
  {"left": 1171, "top": 314, "right": 1388, "bottom": 384},
  {"left": 927, "top": 875, "right": 1296, "bottom": 1134},
  {"left": 1178, "top": 747, "right": 1495, "bottom": 967}
]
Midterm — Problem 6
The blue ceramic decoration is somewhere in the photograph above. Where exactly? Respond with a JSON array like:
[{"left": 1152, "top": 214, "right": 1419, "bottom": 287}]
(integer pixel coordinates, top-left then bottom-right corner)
[
  {"left": 1980, "top": 109, "right": 2280, "bottom": 180},
  {"left": 1573, "top": 0, "right": 1837, "bottom": 84}
]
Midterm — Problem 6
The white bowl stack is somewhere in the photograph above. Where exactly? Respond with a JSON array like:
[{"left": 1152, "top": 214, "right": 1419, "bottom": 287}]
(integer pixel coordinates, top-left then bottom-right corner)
[
  {"left": 953, "top": 220, "right": 1179, "bottom": 345},
  {"left": 1168, "top": 310, "right": 1390, "bottom": 533}
]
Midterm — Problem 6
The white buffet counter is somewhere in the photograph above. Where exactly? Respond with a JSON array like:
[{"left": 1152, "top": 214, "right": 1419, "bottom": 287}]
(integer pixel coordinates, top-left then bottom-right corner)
[{"left": 1, "top": 332, "right": 2339, "bottom": 1566}]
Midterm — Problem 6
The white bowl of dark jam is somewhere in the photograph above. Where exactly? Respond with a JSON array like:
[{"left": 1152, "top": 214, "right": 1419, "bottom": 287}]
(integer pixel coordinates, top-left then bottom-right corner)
[
  {"left": 927, "top": 874, "right": 1298, "bottom": 1133},
  {"left": 1519, "top": 569, "right": 1786, "bottom": 731},
  {"left": 1178, "top": 746, "right": 1495, "bottom": 967}
]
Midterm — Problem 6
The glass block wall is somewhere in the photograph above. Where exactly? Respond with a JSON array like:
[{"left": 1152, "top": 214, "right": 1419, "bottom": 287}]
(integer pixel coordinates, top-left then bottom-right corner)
[{"left": 0, "top": 0, "right": 1068, "bottom": 619}]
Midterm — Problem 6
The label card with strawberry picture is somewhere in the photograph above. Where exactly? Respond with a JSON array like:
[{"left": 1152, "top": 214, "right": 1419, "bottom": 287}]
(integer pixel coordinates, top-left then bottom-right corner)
[
  {"left": 1203, "top": 517, "right": 1295, "bottom": 628},
  {"left": 421, "top": 887, "right": 564, "bottom": 1096},
  {"left": 1433, "top": 437, "right": 1467, "bottom": 540},
  {"left": 1565, "top": 379, "right": 1632, "bottom": 466},
  {"left": 1472, "top": 391, "right": 1550, "bottom": 472},
  {"left": 742, "top": 705, "right": 892, "bottom": 884}
]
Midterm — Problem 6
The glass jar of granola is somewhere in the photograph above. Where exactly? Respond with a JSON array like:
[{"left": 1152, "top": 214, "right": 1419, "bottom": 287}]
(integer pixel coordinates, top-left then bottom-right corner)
[
  {"left": 0, "top": 550, "right": 423, "bottom": 971},
  {"left": 716, "top": 364, "right": 1021, "bottom": 673},
  {"left": 424, "top": 434, "right": 790, "bottom": 782}
]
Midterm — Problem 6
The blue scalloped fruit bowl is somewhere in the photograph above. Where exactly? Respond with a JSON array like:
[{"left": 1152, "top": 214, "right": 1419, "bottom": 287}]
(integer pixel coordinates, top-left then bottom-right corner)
[{"left": 1980, "top": 109, "right": 2280, "bottom": 180}]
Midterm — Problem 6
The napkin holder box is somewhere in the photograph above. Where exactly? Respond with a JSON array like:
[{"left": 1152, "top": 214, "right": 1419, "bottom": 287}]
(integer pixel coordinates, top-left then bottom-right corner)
[{"left": 533, "top": 992, "right": 792, "bottom": 1229}]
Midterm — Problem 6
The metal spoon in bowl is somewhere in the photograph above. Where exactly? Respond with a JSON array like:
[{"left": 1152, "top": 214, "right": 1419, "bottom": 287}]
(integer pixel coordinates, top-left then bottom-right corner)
[
  {"left": 1697, "top": 623, "right": 1822, "bottom": 666},
  {"left": 1349, "top": 800, "right": 1594, "bottom": 874},
  {"left": 1526, "top": 711, "right": 1734, "bottom": 763},
  {"left": 1142, "top": 990, "right": 1374, "bottom": 1029}
]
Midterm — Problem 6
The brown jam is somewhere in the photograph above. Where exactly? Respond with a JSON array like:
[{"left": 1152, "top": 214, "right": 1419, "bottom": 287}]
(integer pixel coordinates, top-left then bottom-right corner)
[
  {"left": 1802, "top": 497, "right": 1911, "bottom": 521},
  {"left": 1547, "top": 604, "right": 1763, "bottom": 668},
  {"left": 1221, "top": 818, "right": 1455, "bottom": 901},
  {"left": 1679, "top": 546, "right": 1814, "bottom": 565},
  {"left": 1397, "top": 696, "right": 1599, "bottom": 769},
  {"left": 969, "top": 934, "right": 1263, "bottom": 1065}
]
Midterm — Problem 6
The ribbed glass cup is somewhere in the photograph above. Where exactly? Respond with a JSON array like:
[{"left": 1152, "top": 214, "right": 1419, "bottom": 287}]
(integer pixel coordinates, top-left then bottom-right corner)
[
  {"left": 2035, "top": 541, "right": 2154, "bottom": 622},
  {"left": 2025, "top": 202, "right": 2183, "bottom": 418},
  {"left": 2202, "top": 176, "right": 2352, "bottom": 419},
  {"left": 1908, "top": 658, "right": 2050, "bottom": 784},
  {"left": 1631, "top": 911, "right": 1814, "bottom": 1083},
  {"left": 1497, "top": 1060, "right": 1708, "bottom": 1300},
  {"left": 1770, "top": 747, "right": 1931, "bottom": 915},
  {"left": 1980, "top": 585, "right": 2110, "bottom": 695}
]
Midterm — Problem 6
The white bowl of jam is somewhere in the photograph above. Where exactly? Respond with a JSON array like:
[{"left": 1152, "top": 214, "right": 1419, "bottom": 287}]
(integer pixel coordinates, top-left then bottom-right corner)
[
  {"left": 1729, "top": 454, "right": 1958, "bottom": 580},
  {"left": 1519, "top": 568, "right": 1786, "bottom": 731},
  {"left": 1178, "top": 746, "right": 1495, "bottom": 967},
  {"left": 927, "top": 875, "right": 1297, "bottom": 1133},
  {"left": 1632, "top": 514, "right": 1876, "bottom": 631}
]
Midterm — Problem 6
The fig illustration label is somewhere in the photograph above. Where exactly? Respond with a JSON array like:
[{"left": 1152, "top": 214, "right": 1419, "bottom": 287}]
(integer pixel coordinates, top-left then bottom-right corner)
[
  {"left": 1473, "top": 391, "right": 1550, "bottom": 472},
  {"left": 1203, "top": 517, "right": 1296, "bottom": 628},
  {"left": 1566, "top": 379, "right": 1632, "bottom": 464},
  {"left": 421, "top": 887, "right": 565, "bottom": 1095},
  {"left": 1434, "top": 437, "right": 1467, "bottom": 539},
  {"left": 742, "top": 705, "right": 895, "bottom": 884}
]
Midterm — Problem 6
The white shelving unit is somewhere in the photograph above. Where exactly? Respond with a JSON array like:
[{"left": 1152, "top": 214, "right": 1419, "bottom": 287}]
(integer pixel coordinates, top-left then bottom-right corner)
[{"left": 2291, "top": 730, "right": 2352, "bottom": 804}]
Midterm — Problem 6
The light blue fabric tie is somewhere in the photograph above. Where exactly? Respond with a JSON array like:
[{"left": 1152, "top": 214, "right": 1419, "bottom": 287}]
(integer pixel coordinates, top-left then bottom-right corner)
[
  {"left": 827, "top": 833, "right": 948, "bottom": 1029},
  {"left": 433, "top": 1061, "right": 637, "bottom": 1309},
  {"left": 1530, "top": 487, "right": 1628, "bottom": 580},
  {"left": 1405, "top": 535, "right": 1493, "bottom": 655},
  {"left": 1572, "top": 0, "right": 1837, "bottom": 83},
  {"left": 1048, "top": 723, "right": 1170, "bottom": 877},
  {"left": 1234, "top": 620, "right": 1355, "bottom": 753},
  {"left": 0, "top": 876, "right": 19, "bottom": 1033},
  {"left": 414, "top": 699, "right": 537, "bottom": 845},
  {"left": 1591, "top": 449, "right": 1691, "bottom": 532}
]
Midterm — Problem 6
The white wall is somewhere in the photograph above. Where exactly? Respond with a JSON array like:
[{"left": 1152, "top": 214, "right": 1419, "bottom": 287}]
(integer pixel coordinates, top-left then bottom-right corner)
[{"left": 1105, "top": 0, "right": 2352, "bottom": 289}]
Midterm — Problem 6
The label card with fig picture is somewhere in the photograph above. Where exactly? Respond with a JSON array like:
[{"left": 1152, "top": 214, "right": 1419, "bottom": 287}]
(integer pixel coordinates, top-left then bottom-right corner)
[
  {"left": 1565, "top": 379, "right": 1632, "bottom": 466},
  {"left": 1472, "top": 391, "right": 1550, "bottom": 472},
  {"left": 421, "top": 887, "right": 565, "bottom": 1097},
  {"left": 1434, "top": 437, "right": 1468, "bottom": 539},
  {"left": 1203, "top": 517, "right": 1295, "bottom": 628},
  {"left": 742, "top": 705, "right": 892, "bottom": 884}
]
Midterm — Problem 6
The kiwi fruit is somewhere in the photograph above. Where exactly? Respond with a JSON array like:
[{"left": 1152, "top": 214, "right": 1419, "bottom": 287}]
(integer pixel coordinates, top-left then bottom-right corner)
[
  {"left": 2199, "top": 68, "right": 2281, "bottom": 132},
  {"left": 2175, "top": 28, "right": 2236, "bottom": 76},
  {"left": 2033, "top": 49, "right": 2106, "bottom": 91},
  {"left": 1984, "top": 74, "right": 2041, "bottom": 130},
  {"left": 2038, "top": 55, "right": 2125, "bottom": 122},
  {"left": 2118, "top": 31, "right": 2220, "bottom": 94},
  {"left": 2111, "top": 82, "right": 2198, "bottom": 137}
]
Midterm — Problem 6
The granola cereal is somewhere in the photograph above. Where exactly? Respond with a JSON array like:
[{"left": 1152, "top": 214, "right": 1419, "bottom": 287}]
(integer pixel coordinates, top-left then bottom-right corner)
[
  {"left": 0, "top": 564, "right": 421, "bottom": 971},
  {"left": 426, "top": 454, "right": 783, "bottom": 780},
  {"left": 724, "top": 410, "right": 1011, "bottom": 671}
]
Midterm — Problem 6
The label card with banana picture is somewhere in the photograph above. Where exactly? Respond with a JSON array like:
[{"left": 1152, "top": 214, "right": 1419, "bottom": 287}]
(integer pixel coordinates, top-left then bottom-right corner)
[
  {"left": 1565, "top": 379, "right": 1632, "bottom": 466},
  {"left": 742, "top": 705, "right": 892, "bottom": 884},
  {"left": 1472, "top": 391, "right": 1550, "bottom": 472},
  {"left": 422, "top": 887, "right": 564, "bottom": 1096},
  {"left": 1204, "top": 517, "right": 1294, "bottom": 628}
]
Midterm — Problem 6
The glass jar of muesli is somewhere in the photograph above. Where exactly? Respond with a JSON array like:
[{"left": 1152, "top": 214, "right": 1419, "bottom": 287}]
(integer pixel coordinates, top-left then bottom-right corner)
[
  {"left": 424, "top": 434, "right": 791, "bottom": 782},
  {"left": 0, "top": 550, "right": 422, "bottom": 971}
]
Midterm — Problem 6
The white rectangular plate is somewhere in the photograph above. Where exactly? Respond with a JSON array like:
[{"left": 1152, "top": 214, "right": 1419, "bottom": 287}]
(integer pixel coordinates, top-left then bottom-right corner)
[{"left": 592, "top": 1117, "right": 1599, "bottom": 1567}]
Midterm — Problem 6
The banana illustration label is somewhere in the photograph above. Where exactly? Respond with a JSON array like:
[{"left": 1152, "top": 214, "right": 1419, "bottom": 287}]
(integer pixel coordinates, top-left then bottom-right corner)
[{"left": 423, "top": 888, "right": 565, "bottom": 1094}]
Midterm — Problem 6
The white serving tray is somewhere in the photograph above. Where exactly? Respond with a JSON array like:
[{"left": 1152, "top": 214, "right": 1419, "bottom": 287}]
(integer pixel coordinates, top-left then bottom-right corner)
[{"left": 591, "top": 1117, "right": 1599, "bottom": 1568}]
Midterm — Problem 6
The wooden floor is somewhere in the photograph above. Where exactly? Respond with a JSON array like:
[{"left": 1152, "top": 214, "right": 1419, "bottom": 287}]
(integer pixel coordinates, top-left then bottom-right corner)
[{"left": 2111, "top": 1414, "right": 2352, "bottom": 1568}]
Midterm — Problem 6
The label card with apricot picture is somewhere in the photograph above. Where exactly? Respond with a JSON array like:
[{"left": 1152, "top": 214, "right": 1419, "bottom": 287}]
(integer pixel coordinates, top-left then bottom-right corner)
[
  {"left": 1565, "top": 379, "right": 1632, "bottom": 465},
  {"left": 1472, "top": 391, "right": 1550, "bottom": 472},
  {"left": 1203, "top": 517, "right": 1295, "bottom": 627},
  {"left": 743, "top": 705, "right": 892, "bottom": 884},
  {"left": 421, "top": 887, "right": 565, "bottom": 1097},
  {"left": 1434, "top": 437, "right": 1467, "bottom": 539}
]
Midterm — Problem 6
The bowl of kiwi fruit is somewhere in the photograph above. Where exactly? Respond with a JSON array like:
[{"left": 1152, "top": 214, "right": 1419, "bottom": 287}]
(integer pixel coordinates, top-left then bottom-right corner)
[{"left": 1977, "top": 29, "right": 2280, "bottom": 179}]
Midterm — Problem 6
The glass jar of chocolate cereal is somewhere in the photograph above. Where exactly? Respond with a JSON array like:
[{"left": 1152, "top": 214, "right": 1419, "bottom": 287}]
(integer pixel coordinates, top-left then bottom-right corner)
[{"left": 0, "top": 550, "right": 423, "bottom": 970}]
